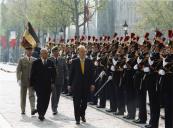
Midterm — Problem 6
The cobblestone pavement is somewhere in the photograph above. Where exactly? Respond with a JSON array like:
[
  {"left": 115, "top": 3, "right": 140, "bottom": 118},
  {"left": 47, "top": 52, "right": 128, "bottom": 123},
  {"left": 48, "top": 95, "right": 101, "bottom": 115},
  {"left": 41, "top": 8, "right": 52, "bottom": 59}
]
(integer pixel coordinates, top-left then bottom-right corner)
[{"left": 0, "top": 63, "right": 164, "bottom": 128}]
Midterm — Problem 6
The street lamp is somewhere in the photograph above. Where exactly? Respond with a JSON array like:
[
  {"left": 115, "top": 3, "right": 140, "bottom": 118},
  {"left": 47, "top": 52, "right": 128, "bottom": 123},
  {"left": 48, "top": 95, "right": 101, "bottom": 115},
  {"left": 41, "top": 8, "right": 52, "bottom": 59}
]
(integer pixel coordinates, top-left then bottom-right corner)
[
  {"left": 123, "top": 20, "right": 128, "bottom": 36},
  {"left": 59, "top": 27, "right": 64, "bottom": 42},
  {"left": 155, "top": 27, "right": 158, "bottom": 35}
]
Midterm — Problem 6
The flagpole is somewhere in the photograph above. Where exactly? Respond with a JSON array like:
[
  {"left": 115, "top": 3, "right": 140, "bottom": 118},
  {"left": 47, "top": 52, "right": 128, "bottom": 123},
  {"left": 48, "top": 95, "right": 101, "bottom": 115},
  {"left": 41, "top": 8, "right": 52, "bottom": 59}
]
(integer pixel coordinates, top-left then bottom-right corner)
[{"left": 25, "top": 15, "right": 29, "bottom": 22}]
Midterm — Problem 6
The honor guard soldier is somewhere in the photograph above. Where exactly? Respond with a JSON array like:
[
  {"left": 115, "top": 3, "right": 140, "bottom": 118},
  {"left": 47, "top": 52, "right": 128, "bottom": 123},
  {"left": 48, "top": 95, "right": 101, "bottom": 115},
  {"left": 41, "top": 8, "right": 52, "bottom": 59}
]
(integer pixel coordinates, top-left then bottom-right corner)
[{"left": 113, "top": 47, "right": 126, "bottom": 116}]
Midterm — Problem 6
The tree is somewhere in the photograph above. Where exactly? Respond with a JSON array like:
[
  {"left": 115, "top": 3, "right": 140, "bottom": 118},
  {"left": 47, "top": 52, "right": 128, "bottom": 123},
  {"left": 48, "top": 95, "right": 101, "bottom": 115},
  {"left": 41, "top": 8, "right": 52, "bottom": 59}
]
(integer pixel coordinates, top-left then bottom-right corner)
[
  {"left": 59, "top": 0, "right": 106, "bottom": 37},
  {"left": 1, "top": 0, "right": 106, "bottom": 42},
  {"left": 136, "top": 0, "right": 173, "bottom": 33}
]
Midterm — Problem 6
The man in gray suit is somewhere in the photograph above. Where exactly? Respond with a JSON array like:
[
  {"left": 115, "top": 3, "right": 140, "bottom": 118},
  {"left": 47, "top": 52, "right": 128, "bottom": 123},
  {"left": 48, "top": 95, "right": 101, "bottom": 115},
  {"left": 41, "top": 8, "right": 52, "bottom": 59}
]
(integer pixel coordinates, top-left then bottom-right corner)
[
  {"left": 16, "top": 46, "right": 37, "bottom": 115},
  {"left": 50, "top": 46, "right": 69, "bottom": 115}
]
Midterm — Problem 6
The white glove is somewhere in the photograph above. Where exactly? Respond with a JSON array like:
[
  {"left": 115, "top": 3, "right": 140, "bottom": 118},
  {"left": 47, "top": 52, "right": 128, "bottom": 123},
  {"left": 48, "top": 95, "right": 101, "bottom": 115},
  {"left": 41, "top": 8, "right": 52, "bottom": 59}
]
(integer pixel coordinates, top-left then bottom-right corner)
[
  {"left": 126, "top": 57, "right": 130, "bottom": 62},
  {"left": 59, "top": 50, "right": 63, "bottom": 56},
  {"left": 99, "top": 71, "right": 106, "bottom": 78},
  {"left": 94, "top": 61, "right": 98, "bottom": 66},
  {"left": 108, "top": 76, "right": 112, "bottom": 80},
  {"left": 97, "top": 56, "right": 100, "bottom": 60},
  {"left": 148, "top": 57, "right": 154, "bottom": 66},
  {"left": 123, "top": 64, "right": 127, "bottom": 69},
  {"left": 134, "top": 64, "right": 138, "bottom": 70},
  {"left": 137, "top": 57, "right": 142, "bottom": 64},
  {"left": 90, "top": 55, "right": 93, "bottom": 60},
  {"left": 66, "top": 55, "right": 69, "bottom": 59},
  {"left": 110, "top": 65, "right": 115, "bottom": 71},
  {"left": 17, "top": 80, "right": 21, "bottom": 86},
  {"left": 163, "top": 59, "right": 168, "bottom": 67},
  {"left": 112, "top": 58, "right": 117, "bottom": 66},
  {"left": 159, "top": 69, "right": 165, "bottom": 75}
]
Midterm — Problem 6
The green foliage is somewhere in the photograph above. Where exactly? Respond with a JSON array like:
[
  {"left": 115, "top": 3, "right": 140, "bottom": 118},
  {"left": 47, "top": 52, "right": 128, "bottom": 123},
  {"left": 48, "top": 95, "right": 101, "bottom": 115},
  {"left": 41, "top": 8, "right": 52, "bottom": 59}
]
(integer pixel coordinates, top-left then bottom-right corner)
[
  {"left": 1, "top": 0, "right": 106, "bottom": 37},
  {"left": 136, "top": 0, "right": 173, "bottom": 32}
]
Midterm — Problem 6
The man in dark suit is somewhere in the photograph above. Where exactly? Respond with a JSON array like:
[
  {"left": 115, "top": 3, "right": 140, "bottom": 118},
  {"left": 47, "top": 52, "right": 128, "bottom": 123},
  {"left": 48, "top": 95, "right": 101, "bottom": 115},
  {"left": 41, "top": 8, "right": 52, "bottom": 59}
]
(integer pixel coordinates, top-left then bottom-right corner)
[
  {"left": 68, "top": 45, "right": 95, "bottom": 125},
  {"left": 30, "top": 48, "right": 56, "bottom": 121}
]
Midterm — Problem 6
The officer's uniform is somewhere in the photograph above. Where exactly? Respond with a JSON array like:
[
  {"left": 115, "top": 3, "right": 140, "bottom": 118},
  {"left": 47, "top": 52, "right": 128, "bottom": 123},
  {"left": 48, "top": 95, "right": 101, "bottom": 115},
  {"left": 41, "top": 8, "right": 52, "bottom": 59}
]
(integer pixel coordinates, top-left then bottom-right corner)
[
  {"left": 50, "top": 46, "right": 69, "bottom": 114},
  {"left": 16, "top": 47, "right": 36, "bottom": 114},
  {"left": 123, "top": 53, "right": 136, "bottom": 119}
]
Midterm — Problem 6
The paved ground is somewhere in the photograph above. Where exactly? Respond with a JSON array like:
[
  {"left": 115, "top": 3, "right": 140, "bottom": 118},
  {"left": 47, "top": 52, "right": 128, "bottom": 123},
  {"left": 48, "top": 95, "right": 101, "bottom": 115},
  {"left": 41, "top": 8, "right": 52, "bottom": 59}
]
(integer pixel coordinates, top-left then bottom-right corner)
[{"left": 0, "top": 63, "right": 164, "bottom": 128}]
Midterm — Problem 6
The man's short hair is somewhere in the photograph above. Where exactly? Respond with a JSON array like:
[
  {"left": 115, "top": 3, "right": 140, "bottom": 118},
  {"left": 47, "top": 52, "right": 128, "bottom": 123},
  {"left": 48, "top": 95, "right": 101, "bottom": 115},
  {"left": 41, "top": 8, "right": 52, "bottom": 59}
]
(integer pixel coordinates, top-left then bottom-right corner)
[
  {"left": 77, "top": 45, "right": 86, "bottom": 51},
  {"left": 40, "top": 48, "right": 48, "bottom": 53}
]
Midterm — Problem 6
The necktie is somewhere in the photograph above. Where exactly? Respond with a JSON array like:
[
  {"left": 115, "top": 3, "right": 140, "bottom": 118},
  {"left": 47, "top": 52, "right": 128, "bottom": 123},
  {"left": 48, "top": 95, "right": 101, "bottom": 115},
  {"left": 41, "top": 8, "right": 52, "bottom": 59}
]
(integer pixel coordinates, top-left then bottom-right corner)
[
  {"left": 43, "top": 60, "right": 46, "bottom": 65},
  {"left": 55, "top": 58, "right": 58, "bottom": 66},
  {"left": 29, "top": 57, "right": 30, "bottom": 61},
  {"left": 80, "top": 60, "right": 84, "bottom": 75}
]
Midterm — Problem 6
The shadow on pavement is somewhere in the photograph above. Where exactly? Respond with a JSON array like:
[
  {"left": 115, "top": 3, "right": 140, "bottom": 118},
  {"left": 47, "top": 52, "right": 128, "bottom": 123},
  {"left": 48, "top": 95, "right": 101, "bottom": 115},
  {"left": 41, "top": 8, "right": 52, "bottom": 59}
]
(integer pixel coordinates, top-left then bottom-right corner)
[
  {"left": 19, "top": 115, "right": 63, "bottom": 128},
  {"left": 50, "top": 113, "right": 74, "bottom": 122}
]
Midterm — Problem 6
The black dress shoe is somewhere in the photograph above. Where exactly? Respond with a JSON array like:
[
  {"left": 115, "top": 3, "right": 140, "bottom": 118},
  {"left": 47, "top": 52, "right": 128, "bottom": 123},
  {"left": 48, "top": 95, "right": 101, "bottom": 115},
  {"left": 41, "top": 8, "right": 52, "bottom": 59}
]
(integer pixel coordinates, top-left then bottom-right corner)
[
  {"left": 76, "top": 121, "right": 80, "bottom": 125},
  {"left": 62, "top": 92, "right": 67, "bottom": 94},
  {"left": 31, "top": 109, "right": 37, "bottom": 115},
  {"left": 81, "top": 116, "right": 86, "bottom": 122},
  {"left": 133, "top": 119, "right": 146, "bottom": 124},
  {"left": 161, "top": 115, "right": 165, "bottom": 119},
  {"left": 96, "top": 105, "right": 105, "bottom": 108},
  {"left": 123, "top": 115, "right": 135, "bottom": 120},
  {"left": 38, "top": 116, "right": 45, "bottom": 121},
  {"left": 144, "top": 124, "right": 152, "bottom": 128},
  {"left": 105, "top": 109, "right": 115, "bottom": 113},
  {"left": 114, "top": 112, "right": 124, "bottom": 115},
  {"left": 66, "top": 93, "right": 72, "bottom": 96},
  {"left": 53, "top": 112, "right": 57, "bottom": 115},
  {"left": 89, "top": 102, "right": 97, "bottom": 105},
  {"left": 21, "top": 112, "right": 25, "bottom": 115},
  {"left": 123, "top": 115, "right": 128, "bottom": 118}
]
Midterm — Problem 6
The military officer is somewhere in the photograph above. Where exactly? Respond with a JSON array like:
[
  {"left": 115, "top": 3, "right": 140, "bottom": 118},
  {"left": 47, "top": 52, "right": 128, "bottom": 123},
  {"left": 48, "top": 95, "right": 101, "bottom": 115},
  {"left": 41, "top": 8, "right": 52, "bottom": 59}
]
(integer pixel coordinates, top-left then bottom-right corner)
[
  {"left": 16, "top": 46, "right": 37, "bottom": 115},
  {"left": 50, "top": 46, "right": 69, "bottom": 115}
]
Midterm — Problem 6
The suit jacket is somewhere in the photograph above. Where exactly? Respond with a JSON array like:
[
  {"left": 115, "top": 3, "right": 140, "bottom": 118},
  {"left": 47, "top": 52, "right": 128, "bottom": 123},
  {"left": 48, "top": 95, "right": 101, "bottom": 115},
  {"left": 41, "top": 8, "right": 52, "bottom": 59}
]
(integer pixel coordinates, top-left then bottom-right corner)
[
  {"left": 49, "top": 56, "right": 69, "bottom": 86},
  {"left": 16, "top": 56, "right": 36, "bottom": 86},
  {"left": 30, "top": 59, "right": 56, "bottom": 92},
  {"left": 69, "top": 58, "right": 94, "bottom": 95}
]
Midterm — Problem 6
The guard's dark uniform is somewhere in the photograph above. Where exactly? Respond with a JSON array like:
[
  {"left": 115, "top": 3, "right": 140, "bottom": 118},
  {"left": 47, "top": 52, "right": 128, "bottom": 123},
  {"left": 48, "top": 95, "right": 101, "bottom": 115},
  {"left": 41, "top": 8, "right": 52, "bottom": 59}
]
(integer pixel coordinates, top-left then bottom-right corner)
[
  {"left": 90, "top": 57, "right": 102, "bottom": 105},
  {"left": 160, "top": 54, "right": 173, "bottom": 128},
  {"left": 106, "top": 59, "right": 117, "bottom": 112},
  {"left": 133, "top": 55, "right": 147, "bottom": 123},
  {"left": 123, "top": 53, "right": 136, "bottom": 119},
  {"left": 97, "top": 55, "right": 108, "bottom": 108},
  {"left": 146, "top": 53, "right": 161, "bottom": 128},
  {"left": 113, "top": 57, "right": 125, "bottom": 115}
]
